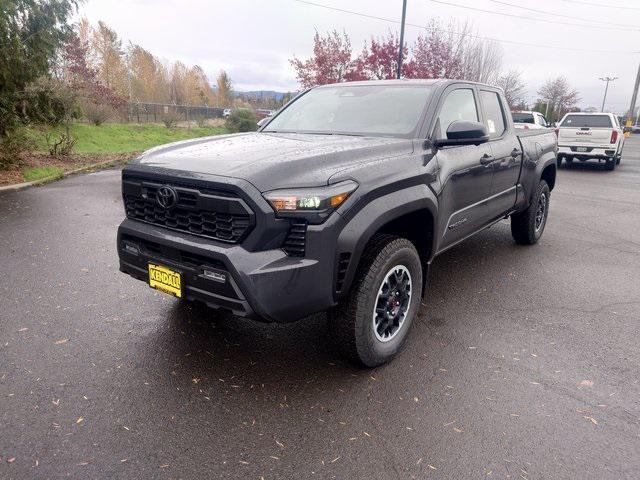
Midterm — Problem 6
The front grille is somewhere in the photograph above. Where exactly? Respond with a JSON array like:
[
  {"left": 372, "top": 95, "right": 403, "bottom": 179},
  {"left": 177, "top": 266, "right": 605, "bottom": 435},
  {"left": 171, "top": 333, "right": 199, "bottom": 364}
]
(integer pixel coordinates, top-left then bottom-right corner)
[
  {"left": 283, "top": 220, "right": 307, "bottom": 256},
  {"left": 121, "top": 234, "right": 226, "bottom": 270},
  {"left": 123, "top": 177, "right": 253, "bottom": 244}
]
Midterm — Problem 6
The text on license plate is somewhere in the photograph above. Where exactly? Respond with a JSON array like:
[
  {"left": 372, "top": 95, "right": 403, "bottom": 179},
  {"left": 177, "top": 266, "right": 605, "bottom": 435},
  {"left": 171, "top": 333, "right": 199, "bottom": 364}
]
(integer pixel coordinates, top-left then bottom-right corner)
[
  {"left": 576, "top": 147, "right": 588, "bottom": 152},
  {"left": 148, "top": 263, "right": 182, "bottom": 297}
]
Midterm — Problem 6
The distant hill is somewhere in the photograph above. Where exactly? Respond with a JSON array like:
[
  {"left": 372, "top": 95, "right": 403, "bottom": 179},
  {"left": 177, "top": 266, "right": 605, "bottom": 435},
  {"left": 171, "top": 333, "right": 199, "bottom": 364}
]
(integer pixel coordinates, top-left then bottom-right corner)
[{"left": 234, "top": 90, "right": 288, "bottom": 101}]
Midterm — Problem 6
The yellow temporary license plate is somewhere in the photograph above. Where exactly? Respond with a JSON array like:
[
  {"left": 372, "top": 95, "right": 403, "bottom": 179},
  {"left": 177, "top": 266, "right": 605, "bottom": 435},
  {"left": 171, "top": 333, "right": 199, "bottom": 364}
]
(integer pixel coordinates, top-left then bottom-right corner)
[{"left": 148, "top": 263, "right": 182, "bottom": 298}]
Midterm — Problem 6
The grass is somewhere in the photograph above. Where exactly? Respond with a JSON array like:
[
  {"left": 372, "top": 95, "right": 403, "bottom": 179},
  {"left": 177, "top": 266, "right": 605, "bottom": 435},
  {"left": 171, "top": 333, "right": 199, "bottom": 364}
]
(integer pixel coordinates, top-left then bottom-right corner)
[
  {"left": 29, "top": 123, "right": 229, "bottom": 155},
  {"left": 22, "top": 166, "right": 64, "bottom": 182}
]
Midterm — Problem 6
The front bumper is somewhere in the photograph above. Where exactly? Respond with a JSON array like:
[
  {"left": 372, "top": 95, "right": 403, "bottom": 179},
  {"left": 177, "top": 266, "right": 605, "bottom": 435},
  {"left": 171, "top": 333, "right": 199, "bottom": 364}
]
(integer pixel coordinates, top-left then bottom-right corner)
[{"left": 117, "top": 217, "right": 342, "bottom": 323}]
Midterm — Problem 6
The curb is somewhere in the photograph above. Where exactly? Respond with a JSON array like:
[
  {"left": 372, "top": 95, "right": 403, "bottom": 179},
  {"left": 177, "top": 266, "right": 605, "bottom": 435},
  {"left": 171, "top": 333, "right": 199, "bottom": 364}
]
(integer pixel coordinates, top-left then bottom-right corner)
[{"left": 0, "top": 158, "right": 129, "bottom": 193}]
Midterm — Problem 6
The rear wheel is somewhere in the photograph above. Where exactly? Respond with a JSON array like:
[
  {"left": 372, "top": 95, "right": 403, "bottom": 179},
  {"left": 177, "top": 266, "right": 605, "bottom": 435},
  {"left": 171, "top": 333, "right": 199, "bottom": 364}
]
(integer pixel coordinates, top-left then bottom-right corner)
[
  {"left": 328, "top": 234, "right": 423, "bottom": 367},
  {"left": 605, "top": 157, "right": 616, "bottom": 171},
  {"left": 511, "top": 180, "right": 550, "bottom": 245}
]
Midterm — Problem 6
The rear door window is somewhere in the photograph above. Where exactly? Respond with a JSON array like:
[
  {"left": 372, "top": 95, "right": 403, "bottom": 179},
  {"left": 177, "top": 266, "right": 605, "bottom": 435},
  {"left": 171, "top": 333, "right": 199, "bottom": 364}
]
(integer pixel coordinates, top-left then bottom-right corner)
[
  {"left": 561, "top": 115, "right": 612, "bottom": 128},
  {"left": 480, "top": 90, "right": 506, "bottom": 138}
]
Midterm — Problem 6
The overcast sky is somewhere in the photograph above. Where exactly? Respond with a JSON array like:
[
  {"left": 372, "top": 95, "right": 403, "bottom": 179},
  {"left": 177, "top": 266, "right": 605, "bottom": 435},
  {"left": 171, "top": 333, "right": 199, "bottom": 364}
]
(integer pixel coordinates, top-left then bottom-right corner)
[{"left": 78, "top": 0, "right": 640, "bottom": 113}]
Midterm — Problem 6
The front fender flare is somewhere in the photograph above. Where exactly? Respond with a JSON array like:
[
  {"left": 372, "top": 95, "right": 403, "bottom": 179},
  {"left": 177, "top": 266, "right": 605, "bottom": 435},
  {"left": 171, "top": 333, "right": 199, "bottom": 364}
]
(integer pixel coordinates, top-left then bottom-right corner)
[{"left": 334, "top": 184, "right": 438, "bottom": 299}]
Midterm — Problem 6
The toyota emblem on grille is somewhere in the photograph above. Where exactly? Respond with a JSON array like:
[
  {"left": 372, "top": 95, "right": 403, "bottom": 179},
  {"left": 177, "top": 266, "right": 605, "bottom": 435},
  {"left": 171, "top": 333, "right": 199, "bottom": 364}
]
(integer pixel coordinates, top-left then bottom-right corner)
[{"left": 156, "top": 186, "right": 178, "bottom": 209}]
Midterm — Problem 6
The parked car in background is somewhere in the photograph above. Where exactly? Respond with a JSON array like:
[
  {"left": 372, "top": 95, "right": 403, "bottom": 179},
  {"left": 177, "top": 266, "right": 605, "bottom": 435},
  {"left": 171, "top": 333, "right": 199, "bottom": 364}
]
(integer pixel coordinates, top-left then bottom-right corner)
[
  {"left": 632, "top": 124, "right": 640, "bottom": 134},
  {"left": 117, "top": 79, "right": 557, "bottom": 366},
  {"left": 222, "top": 108, "right": 231, "bottom": 118},
  {"left": 512, "top": 111, "right": 550, "bottom": 130},
  {"left": 255, "top": 108, "right": 276, "bottom": 120},
  {"left": 556, "top": 112, "right": 624, "bottom": 170}
]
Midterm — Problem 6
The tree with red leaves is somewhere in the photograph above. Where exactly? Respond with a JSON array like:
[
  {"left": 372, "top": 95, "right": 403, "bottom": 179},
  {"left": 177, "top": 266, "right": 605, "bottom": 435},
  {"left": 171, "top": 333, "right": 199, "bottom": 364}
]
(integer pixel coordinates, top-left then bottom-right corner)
[
  {"left": 63, "top": 32, "right": 125, "bottom": 110},
  {"left": 355, "top": 33, "right": 407, "bottom": 80},
  {"left": 291, "top": 21, "right": 505, "bottom": 89},
  {"left": 404, "top": 22, "right": 464, "bottom": 80},
  {"left": 290, "top": 30, "right": 364, "bottom": 89}
]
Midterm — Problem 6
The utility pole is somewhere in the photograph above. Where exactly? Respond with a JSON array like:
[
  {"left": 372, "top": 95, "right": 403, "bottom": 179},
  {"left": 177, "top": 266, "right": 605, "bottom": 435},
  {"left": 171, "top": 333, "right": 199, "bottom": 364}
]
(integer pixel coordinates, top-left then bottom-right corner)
[
  {"left": 599, "top": 76, "right": 618, "bottom": 112},
  {"left": 396, "top": 0, "right": 407, "bottom": 79},
  {"left": 627, "top": 63, "right": 640, "bottom": 126}
]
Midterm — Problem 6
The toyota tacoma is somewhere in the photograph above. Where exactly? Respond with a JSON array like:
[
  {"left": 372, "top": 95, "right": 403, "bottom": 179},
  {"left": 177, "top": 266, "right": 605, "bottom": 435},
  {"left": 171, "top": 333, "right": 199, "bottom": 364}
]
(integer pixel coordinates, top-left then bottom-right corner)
[{"left": 117, "top": 79, "right": 557, "bottom": 366}]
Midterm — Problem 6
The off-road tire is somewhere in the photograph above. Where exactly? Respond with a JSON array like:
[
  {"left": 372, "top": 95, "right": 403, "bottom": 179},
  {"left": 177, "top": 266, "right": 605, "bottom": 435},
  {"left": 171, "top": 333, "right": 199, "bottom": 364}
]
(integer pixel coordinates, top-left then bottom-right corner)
[
  {"left": 511, "top": 180, "right": 550, "bottom": 245},
  {"left": 328, "top": 234, "right": 423, "bottom": 367}
]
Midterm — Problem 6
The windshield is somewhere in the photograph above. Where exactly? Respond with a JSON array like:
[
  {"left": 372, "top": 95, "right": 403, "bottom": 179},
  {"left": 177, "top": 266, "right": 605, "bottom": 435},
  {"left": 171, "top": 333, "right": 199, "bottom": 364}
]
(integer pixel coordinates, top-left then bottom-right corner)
[
  {"left": 512, "top": 112, "right": 534, "bottom": 124},
  {"left": 561, "top": 115, "right": 612, "bottom": 128},
  {"left": 264, "top": 85, "right": 431, "bottom": 136}
]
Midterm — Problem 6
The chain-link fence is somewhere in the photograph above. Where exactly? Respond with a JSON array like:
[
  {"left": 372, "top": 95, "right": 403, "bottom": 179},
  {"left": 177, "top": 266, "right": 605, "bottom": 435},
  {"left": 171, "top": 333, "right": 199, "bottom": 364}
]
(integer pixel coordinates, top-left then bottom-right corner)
[{"left": 126, "top": 102, "right": 225, "bottom": 123}]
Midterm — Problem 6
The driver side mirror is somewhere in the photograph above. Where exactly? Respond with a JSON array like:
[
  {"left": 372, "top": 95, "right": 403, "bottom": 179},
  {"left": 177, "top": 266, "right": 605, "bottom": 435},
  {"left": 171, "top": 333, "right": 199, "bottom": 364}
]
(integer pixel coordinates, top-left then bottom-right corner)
[
  {"left": 434, "top": 120, "right": 489, "bottom": 147},
  {"left": 257, "top": 117, "right": 270, "bottom": 128}
]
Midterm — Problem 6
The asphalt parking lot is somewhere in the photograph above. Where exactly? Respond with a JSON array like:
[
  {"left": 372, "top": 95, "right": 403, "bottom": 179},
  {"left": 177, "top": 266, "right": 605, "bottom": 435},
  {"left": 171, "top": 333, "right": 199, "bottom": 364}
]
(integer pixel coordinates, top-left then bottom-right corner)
[{"left": 2, "top": 136, "right": 640, "bottom": 479}]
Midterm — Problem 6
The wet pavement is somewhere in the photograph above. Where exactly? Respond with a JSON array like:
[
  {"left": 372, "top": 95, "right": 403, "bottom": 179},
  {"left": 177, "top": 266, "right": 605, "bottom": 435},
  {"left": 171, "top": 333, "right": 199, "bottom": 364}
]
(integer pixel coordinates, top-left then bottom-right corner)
[{"left": 2, "top": 136, "right": 640, "bottom": 479}]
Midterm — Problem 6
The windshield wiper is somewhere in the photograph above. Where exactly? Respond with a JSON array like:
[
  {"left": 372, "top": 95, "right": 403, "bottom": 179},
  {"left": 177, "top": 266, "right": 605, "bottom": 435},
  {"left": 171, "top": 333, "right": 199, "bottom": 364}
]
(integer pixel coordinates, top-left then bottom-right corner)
[
  {"left": 298, "top": 131, "right": 365, "bottom": 137},
  {"left": 262, "top": 130, "right": 365, "bottom": 137}
]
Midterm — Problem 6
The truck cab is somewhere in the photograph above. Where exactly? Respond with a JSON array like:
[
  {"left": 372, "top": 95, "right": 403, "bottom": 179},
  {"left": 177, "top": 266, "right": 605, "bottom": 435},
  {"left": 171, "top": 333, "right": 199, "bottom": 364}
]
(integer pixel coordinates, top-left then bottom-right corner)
[{"left": 512, "top": 111, "right": 550, "bottom": 130}]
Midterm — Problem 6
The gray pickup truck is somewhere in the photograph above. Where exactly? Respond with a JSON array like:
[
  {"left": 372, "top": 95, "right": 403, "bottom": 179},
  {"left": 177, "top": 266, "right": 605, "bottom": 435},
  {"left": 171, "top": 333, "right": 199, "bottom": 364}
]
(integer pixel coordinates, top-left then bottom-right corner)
[{"left": 117, "top": 79, "right": 557, "bottom": 366}]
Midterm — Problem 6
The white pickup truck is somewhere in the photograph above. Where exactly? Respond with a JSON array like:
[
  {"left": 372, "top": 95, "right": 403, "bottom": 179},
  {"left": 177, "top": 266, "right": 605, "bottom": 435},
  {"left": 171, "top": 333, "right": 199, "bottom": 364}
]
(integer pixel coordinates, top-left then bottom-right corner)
[
  {"left": 556, "top": 112, "right": 624, "bottom": 171},
  {"left": 512, "top": 111, "right": 550, "bottom": 130}
]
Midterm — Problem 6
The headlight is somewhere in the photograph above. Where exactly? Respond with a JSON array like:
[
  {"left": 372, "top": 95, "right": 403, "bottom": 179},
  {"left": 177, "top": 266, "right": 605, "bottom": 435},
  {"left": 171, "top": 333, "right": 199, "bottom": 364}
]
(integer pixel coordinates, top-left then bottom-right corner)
[{"left": 263, "top": 180, "right": 358, "bottom": 223}]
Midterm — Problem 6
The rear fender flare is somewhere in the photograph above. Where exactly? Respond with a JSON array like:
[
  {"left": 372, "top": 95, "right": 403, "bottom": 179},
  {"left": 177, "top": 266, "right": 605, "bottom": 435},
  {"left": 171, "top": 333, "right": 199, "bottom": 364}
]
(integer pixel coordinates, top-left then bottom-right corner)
[{"left": 518, "top": 147, "right": 557, "bottom": 212}]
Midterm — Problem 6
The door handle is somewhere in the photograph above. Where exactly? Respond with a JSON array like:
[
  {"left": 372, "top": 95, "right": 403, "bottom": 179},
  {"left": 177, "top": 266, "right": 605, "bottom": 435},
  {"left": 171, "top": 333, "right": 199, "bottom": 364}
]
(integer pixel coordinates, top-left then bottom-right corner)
[
  {"left": 480, "top": 154, "right": 494, "bottom": 165},
  {"left": 511, "top": 148, "right": 522, "bottom": 158}
]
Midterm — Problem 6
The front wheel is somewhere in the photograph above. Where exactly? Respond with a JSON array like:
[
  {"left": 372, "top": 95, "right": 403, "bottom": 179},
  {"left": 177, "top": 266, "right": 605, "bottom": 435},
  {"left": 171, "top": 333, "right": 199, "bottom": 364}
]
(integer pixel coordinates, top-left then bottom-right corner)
[
  {"left": 328, "top": 234, "right": 423, "bottom": 367},
  {"left": 510, "top": 180, "right": 550, "bottom": 245}
]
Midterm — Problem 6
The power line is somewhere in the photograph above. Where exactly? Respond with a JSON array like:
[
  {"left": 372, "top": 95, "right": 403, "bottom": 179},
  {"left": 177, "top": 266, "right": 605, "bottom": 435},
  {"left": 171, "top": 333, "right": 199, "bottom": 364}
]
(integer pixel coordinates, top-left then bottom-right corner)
[
  {"left": 557, "top": 0, "right": 640, "bottom": 11},
  {"left": 293, "top": 0, "right": 637, "bottom": 55},
  {"left": 484, "top": 0, "right": 638, "bottom": 29},
  {"left": 428, "top": 0, "right": 640, "bottom": 32}
]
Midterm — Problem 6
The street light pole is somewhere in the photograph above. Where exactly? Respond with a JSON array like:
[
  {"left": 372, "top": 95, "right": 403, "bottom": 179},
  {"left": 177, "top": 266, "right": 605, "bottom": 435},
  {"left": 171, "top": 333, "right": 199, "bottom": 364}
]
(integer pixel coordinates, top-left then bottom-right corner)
[
  {"left": 627, "top": 63, "right": 640, "bottom": 125},
  {"left": 397, "top": 0, "right": 407, "bottom": 79},
  {"left": 599, "top": 76, "right": 618, "bottom": 112}
]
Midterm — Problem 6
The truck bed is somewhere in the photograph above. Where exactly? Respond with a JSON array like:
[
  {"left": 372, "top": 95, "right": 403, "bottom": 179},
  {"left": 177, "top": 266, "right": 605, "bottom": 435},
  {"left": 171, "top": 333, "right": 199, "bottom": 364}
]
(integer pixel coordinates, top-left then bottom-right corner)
[{"left": 516, "top": 129, "right": 553, "bottom": 138}]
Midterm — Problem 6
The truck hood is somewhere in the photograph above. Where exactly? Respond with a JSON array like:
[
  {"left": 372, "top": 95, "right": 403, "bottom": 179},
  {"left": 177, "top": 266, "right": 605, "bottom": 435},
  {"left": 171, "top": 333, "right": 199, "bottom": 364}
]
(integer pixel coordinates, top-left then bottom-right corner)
[{"left": 130, "top": 132, "right": 413, "bottom": 191}]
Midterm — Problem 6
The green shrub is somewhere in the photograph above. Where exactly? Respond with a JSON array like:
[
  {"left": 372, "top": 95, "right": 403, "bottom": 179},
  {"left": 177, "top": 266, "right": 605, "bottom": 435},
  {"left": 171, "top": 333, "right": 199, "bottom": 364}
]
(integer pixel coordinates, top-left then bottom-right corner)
[
  {"left": 83, "top": 102, "right": 113, "bottom": 126},
  {"left": 23, "top": 166, "right": 64, "bottom": 182},
  {"left": 194, "top": 115, "right": 207, "bottom": 128},
  {"left": 23, "top": 77, "right": 81, "bottom": 127},
  {"left": 0, "top": 128, "right": 33, "bottom": 170},
  {"left": 225, "top": 109, "right": 257, "bottom": 133},
  {"left": 162, "top": 111, "right": 181, "bottom": 129},
  {"left": 44, "top": 130, "right": 76, "bottom": 156}
]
